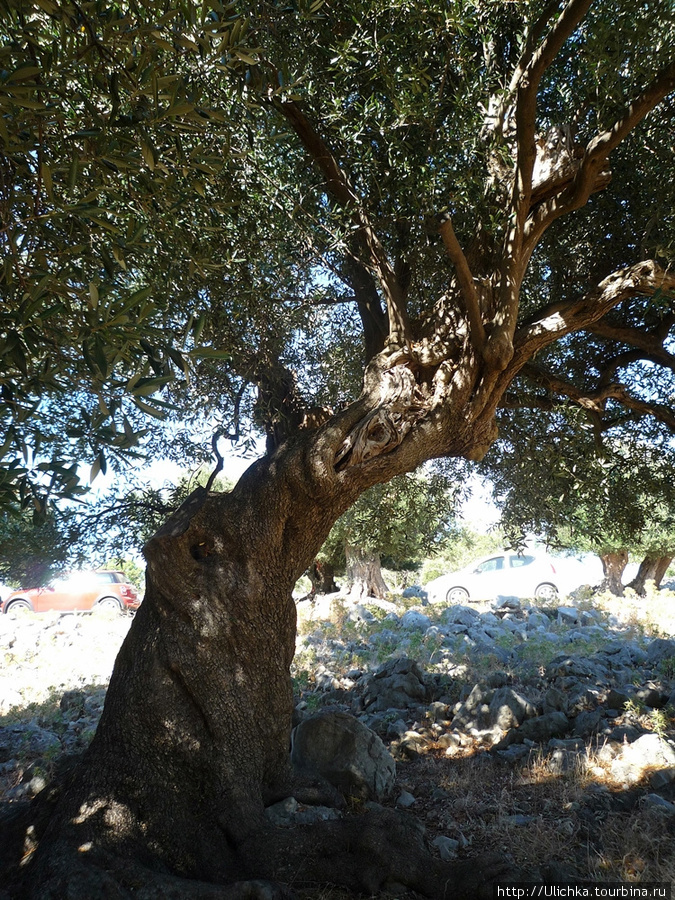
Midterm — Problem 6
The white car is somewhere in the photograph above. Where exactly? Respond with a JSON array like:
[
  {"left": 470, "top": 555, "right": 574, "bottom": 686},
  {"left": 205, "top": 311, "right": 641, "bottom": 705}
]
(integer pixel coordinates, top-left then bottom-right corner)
[{"left": 425, "top": 552, "right": 561, "bottom": 604}]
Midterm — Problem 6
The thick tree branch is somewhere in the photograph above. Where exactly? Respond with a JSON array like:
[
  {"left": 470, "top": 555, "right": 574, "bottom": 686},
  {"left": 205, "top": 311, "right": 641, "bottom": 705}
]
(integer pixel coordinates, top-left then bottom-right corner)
[
  {"left": 343, "top": 258, "right": 388, "bottom": 362},
  {"left": 278, "top": 100, "right": 410, "bottom": 347},
  {"left": 487, "top": 0, "right": 593, "bottom": 374},
  {"left": 513, "top": 260, "right": 675, "bottom": 361},
  {"left": 567, "top": 58, "right": 675, "bottom": 207},
  {"left": 439, "top": 216, "right": 486, "bottom": 351},
  {"left": 587, "top": 320, "right": 675, "bottom": 374},
  {"left": 479, "top": 262, "right": 675, "bottom": 421},
  {"left": 525, "top": 58, "right": 675, "bottom": 255},
  {"left": 512, "top": 0, "right": 593, "bottom": 226},
  {"left": 489, "top": 0, "right": 562, "bottom": 140}
]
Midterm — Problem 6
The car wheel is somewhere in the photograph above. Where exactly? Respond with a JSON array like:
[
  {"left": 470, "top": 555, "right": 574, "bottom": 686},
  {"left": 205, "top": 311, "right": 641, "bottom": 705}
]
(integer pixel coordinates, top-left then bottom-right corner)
[
  {"left": 534, "top": 582, "right": 558, "bottom": 601},
  {"left": 446, "top": 586, "right": 470, "bottom": 604},
  {"left": 6, "top": 599, "right": 32, "bottom": 613},
  {"left": 97, "top": 596, "right": 122, "bottom": 612}
]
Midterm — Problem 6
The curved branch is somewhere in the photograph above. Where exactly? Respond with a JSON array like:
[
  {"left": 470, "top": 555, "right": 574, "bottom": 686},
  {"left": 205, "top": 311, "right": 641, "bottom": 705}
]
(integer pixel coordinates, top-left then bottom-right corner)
[
  {"left": 511, "top": 0, "right": 593, "bottom": 225},
  {"left": 524, "top": 58, "right": 675, "bottom": 255},
  {"left": 278, "top": 100, "right": 410, "bottom": 347},
  {"left": 513, "top": 260, "right": 675, "bottom": 361},
  {"left": 342, "top": 258, "right": 388, "bottom": 362},
  {"left": 518, "top": 361, "right": 675, "bottom": 431},
  {"left": 487, "top": 0, "right": 593, "bottom": 373},
  {"left": 490, "top": 0, "right": 562, "bottom": 140},
  {"left": 586, "top": 319, "right": 675, "bottom": 373},
  {"left": 204, "top": 433, "right": 225, "bottom": 492},
  {"left": 439, "top": 216, "right": 486, "bottom": 351}
]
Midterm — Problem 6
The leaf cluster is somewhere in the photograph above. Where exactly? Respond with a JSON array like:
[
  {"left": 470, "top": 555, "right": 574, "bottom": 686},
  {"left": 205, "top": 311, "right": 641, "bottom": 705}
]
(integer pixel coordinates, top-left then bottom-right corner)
[
  {"left": 320, "top": 469, "right": 458, "bottom": 571},
  {"left": 482, "top": 405, "right": 675, "bottom": 556}
]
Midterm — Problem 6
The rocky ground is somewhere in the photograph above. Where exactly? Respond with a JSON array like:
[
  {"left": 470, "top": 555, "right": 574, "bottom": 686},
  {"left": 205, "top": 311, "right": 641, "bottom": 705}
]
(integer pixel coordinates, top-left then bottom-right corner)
[{"left": 3, "top": 584, "right": 675, "bottom": 893}]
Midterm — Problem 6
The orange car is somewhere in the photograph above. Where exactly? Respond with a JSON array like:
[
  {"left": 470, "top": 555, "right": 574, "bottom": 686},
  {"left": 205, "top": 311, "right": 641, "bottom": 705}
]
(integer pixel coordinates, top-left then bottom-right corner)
[{"left": 1, "top": 570, "right": 141, "bottom": 614}]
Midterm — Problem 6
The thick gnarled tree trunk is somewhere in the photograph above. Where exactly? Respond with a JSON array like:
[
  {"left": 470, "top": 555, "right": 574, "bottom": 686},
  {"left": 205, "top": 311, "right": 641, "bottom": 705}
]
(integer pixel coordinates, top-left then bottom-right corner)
[
  {"left": 8, "top": 4, "right": 675, "bottom": 895},
  {"left": 629, "top": 554, "right": 673, "bottom": 594},
  {"left": 25, "top": 392, "right": 502, "bottom": 897},
  {"left": 345, "top": 544, "right": 389, "bottom": 600},
  {"left": 599, "top": 550, "right": 629, "bottom": 596}
]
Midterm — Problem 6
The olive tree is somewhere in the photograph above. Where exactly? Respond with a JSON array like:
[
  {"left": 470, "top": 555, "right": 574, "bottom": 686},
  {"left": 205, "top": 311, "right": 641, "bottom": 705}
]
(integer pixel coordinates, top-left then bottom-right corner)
[
  {"left": 317, "top": 470, "right": 457, "bottom": 599},
  {"left": 482, "top": 406, "right": 675, "bottom": 594},
  {"left": 1, "top": 1, "right": 675, "bottom": 897}
]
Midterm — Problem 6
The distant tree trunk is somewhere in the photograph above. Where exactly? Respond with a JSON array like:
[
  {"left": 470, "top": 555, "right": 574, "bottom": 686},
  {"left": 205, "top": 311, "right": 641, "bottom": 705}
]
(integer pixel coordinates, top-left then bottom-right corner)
[
  {"left": 309, "top": 559, "right": 339, "bottom": 595},
  {"left": 345, "top": 544, "right": 388, "bottom": 600},
  {"left": 629, "top": 554, "right": 673, "bottom": 594},
  {"left": 599, "top": 550, "right": 629, "bottom": 595}
]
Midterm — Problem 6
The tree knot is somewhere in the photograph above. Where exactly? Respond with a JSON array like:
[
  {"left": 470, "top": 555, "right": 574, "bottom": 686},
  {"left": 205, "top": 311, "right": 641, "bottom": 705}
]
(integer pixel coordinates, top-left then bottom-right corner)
[{"left": 334, "top": 364, "right": 431, "bottom": 470}]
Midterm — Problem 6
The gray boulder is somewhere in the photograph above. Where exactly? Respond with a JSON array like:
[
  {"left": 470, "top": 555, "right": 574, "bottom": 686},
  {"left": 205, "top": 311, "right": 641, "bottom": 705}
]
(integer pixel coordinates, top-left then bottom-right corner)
[
  {"left": 489, "top": 687, "right": 537, "bottom": 731},
  {"left": 526, "top": 611, "right": 551, "bottom": 630},
  {"left": 399, "top": 610, "right": 431, "bottom": 631},
  {"left": 572, "top": 709, "right": 604, "bottom": 738},
  {"left": 608, "top": 733, "right": 675, "bottom": 787},
  {"left": 0, "top": 723, "right": 61, "bottom": 761},
  {"left": 646, "top": 638, "right": 675, "bottom": 666},
  {"left": 641, "top": 794, "right": 675, "bottom": 816},
  {"left": 346, "top": 604, "right": 376, "bottom": 626},
  {"left": 291, "top": 711, "right": 396, "bottom": 801},
  {"left": 362, "top": 657, "right": 428, "bottom": 712},
  {"left": 542, "top": 687, "right": 569, "bottom": 715},
  {"left": 519, "top": 711, "right": 569, "bottom": 743},
  {"left": 402, "top": 586, "right": 428, "bottom": 603},
  {"left": 452, "top": 684, "right": 493, "bottom": 732},
  {"left": 495, "top": 711, "right": 570, "bottom": 749},
  {"left": 557, "top": 607, "right": 579, "bottom": 626},
  {"left": 442, "top": 605, "right": 480, "bottom": 627},
  {"left": 432, "top": 835, "right": 459, "bottom": 860},
  {"left": 545, "top": 654, "right": 607, "bottom": 681},
  {"left": 494, "top": 596, "right": 520, "bottom": 610}
]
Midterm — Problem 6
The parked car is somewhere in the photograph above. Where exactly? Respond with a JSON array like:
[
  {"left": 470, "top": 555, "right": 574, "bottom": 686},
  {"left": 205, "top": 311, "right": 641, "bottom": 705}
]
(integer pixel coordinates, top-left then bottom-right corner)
[
  {"left": 0, "top": 570, "right": 140, "bottom": 614},
  {"left": 425, "top": 552, "right": 563, "bottom": 604}
]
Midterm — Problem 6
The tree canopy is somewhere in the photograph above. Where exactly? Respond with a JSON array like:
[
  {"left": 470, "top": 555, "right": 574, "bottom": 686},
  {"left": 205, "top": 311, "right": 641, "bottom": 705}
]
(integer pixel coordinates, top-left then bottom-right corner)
[
  {"left": 480, "top": 403, "right": 675, "bottom": 593},
  {"left": 483, "top": 404, "right": 675, "bottom": 555},
  {"left": 2, "top": 0, "right": 674, "bottom": 516},
  {"left": 320, "top": 469, "right": 458, "bottom": 571}
]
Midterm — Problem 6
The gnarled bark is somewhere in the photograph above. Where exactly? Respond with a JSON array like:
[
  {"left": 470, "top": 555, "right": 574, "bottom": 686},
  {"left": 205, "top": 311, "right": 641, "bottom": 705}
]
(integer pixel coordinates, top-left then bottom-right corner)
[
  {"left": 345, "top": 544, "right": 388, "bottom": 600},
  {"left": 599, "top": 549, "right": 629, "bottom": 596},
  {"left": 628, "top": 554, "right": 673, "bottom": 595},
  {"left": 308, "top": 559, "right": 339, "bottom": 595}
]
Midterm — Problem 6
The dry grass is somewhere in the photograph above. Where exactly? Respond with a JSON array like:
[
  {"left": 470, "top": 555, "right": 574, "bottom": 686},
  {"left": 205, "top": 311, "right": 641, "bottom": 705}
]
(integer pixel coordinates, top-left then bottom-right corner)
[{"left": 582, "top": 584, "right": 675, "bottom": 637}]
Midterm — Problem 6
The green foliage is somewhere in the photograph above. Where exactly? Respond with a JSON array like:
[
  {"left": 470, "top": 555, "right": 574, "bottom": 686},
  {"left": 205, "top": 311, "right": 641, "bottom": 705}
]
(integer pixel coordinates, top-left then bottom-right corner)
[
  {"left": 0, "top": 0, "right": 267, "bottom": 508},
  {"left": 0, "top": 505, "right": 84, "bottom": 586},
  {"left": 0, "top": 0, "right": 674, "bottom": 535},
  {"left": 320, "top": 470, "right": 458, "bottom": 571},
  {"left": 81, "top": 469, "right": 234, "bottom": 558},
  {"left": 481, "top": 405, "right": 675, "bottom": 558}
]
